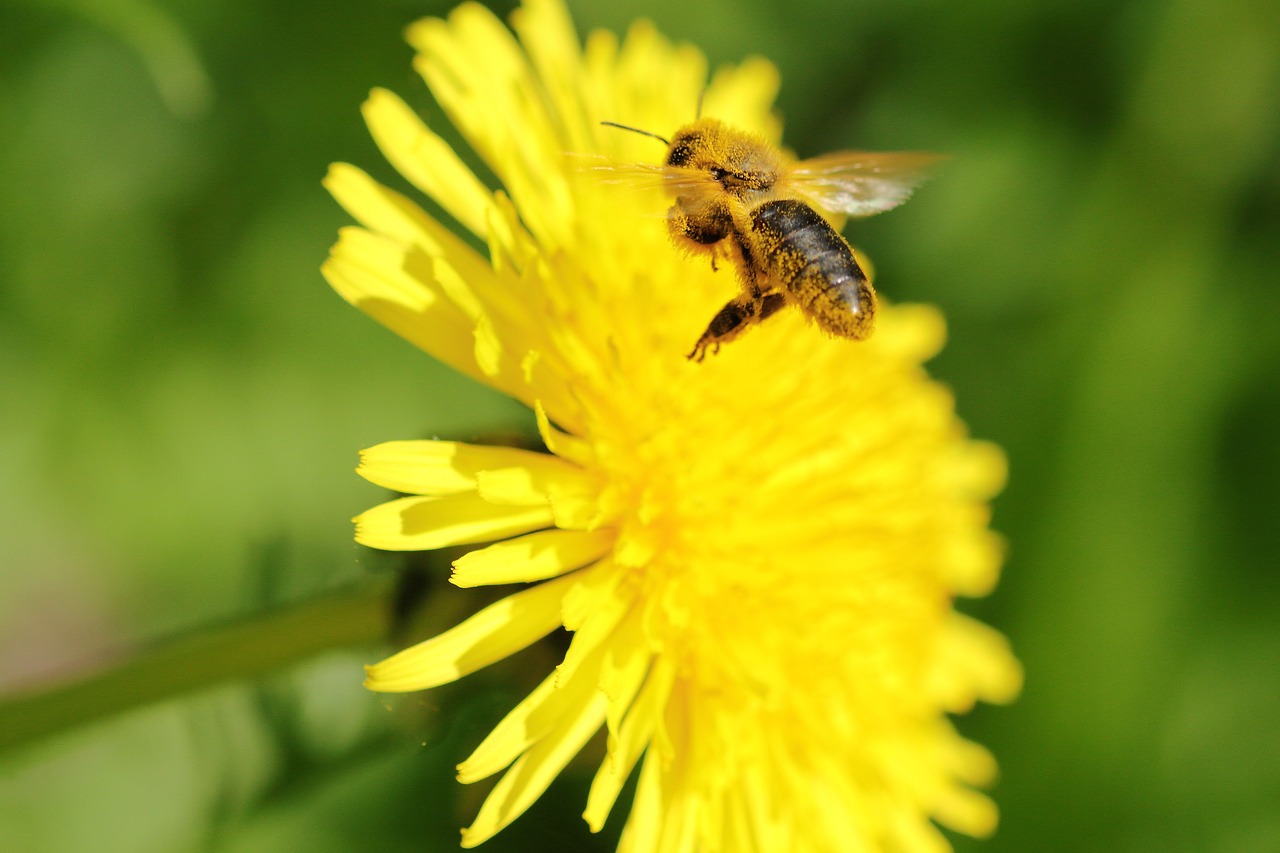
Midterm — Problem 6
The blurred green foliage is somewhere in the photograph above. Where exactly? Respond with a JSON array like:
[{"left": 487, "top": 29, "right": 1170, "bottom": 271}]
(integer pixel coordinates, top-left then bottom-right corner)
[{"left": 0, "top": 0, "right": 1277, "bottom": 851}]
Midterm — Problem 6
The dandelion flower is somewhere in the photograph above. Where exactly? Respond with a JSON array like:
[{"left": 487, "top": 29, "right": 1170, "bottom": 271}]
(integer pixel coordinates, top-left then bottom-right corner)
[{"left": 322, "top": 0, "right": 1022, "bottom": 849}]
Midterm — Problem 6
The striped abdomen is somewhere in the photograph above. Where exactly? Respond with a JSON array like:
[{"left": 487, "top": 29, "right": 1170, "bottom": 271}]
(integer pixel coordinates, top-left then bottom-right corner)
[{"left": 750, "top": 199, "right": 876, "bottom": 340}]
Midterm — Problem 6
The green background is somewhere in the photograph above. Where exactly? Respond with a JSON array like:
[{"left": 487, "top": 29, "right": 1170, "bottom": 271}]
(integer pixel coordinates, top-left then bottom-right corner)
[{"left": 1, "top": 0, "right": 1277, "bottom": 851}]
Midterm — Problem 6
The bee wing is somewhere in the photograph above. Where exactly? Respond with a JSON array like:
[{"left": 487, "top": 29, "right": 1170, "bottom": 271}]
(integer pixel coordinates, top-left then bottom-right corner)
[
  {"left": 783, "top": 151, "right": 944, "bottom": 218},
  {"left": 571, "top": 155, "right": 718, "bottom": 197}
]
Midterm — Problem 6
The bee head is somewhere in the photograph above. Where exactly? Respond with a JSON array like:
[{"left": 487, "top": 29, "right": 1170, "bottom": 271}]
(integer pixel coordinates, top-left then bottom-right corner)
[
  {"left": 666, "top": 119, "right": 779, "bottom": 195},
  {"left": 664, "top": 120, "right": 722, "bottom": 169}
]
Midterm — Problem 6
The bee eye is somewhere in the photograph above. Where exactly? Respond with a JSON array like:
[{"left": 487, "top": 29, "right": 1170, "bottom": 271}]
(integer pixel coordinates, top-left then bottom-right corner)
[{"left": 710, "top": 167, "right": 727, "bottom": 182}]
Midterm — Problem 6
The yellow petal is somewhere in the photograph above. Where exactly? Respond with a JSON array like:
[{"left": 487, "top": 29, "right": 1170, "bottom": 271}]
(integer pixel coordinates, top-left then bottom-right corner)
[
  {"left": 450, "top": 528, "right": 614, "bottom": 587},
  {"left": 888, "top": 809, "right": 952, "bottom": 853},
  {"left": 455, "top": 671, "right": 557, "bottom": 786},
  {"left": 534, "top": 399, "right": 593, "bottom": 466},
  {"left": 323, "top": 162, "right": 443, "bottom": 251},
  {"left": 876, "top": 301, "right": 948, "bottom": 363},
  {"left": 616, "top": 748, "right": 663, "bottom": 853},
  {"left": 322, "top": 226, "right": 489, "bottom": 388},
  {"left": 548, "top": 484, "right": 605, "bottom": 530},
  {"left": 606, "top": 19, "right": 705, "bottom": 159},
  {"left": 806, "top": 761, "right": 868, "bottom": 849},
  {"left": 932, "top": 785, "right": 999, "bottom": 839},
  {"left": 356, "top": 440, "right": 486, "bottom": 495},
  {"left": 358, "top": 439, "right": 585, "bottom": 497},
  {"left": 555, "top": 578, "right": 633, "bottom": 688},
  {"left": 942, "top": 528, "right": 1006, "bottom": 597},
  {"left": 946, "top": 736, "right": 998, "bottom": 788},
  {"left": 928, "top": 612, "right": 1024, "bottom": 711},
  {"left": 354, "top": 494, "right": 553, "bottom": 551},
  {"left": 510, "top": 0, "right": 594, "bottom": 154},
  {"left": 477, "top": 463, "right": 599, "bottom": 507},
  {"left": 324, "top": 224, "right": 453, "bottom": 324},
  {"left": 456, "top": 633, "right": 605, "bottom": 785},
  {"left": 364, "top": 572, "right": 577, "bottom": 692},
  {"left": 951, "top": 439, "right": 1008, "bottom": 500},
  {"left": 323, "top": 169, "right": 543, "bottom": 401},
  {"left": 461, "top": 683, "right": 608, "bottom": 847},
  {"left": 327, "top": 159, "right": 531, "bottom": 347},
  {"left": 702, "top": 55, "right": 781, "bottom": 139},
  {"left": 362, "top": 87, "right": 493, "bottom": 239},
  {"left": 559, "top": 559, "right": 624, "bottom": 632},
  {"left": 597, "top": 611, "right": 652, "bottom": 712},
  {"left": 584, "top": 658, "right": 672, "bottom": 832},
  {"left": 409, "top": 5, "right": 573, "bottom": 247},
  {"left": 635, "top": 709, "right": 699, "bottom": 853}
]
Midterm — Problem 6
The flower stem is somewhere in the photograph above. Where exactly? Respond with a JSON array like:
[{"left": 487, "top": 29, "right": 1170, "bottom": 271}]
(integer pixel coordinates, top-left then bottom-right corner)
[{"left": 0, "top": 577, "right": 395, "bottom": 753}]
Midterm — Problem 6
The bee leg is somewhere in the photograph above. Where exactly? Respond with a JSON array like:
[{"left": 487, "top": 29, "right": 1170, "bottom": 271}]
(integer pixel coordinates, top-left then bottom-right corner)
[
  {"left": 759, "top": 291, "right": 787, "bottom": 320},
  {"left": 669, "top": 204, "right": 730, "bottom": 245},
  {"left": 687, "top": 293, "right": 768, "bottom": 361}
]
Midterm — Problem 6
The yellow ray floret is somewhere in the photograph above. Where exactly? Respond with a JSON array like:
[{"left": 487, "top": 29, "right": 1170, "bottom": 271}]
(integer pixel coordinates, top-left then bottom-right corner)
[
  {"left": 364, "top": 570, "right": 580, "bottom": 692},
  {"left": 353, "top": 495, "right": 553, "bottom": 551},
  {"left": 362, "top": 87, "right": 494, "bottom": 240},
  {"left": 357, "top": 439, "right": 592, "bottom": 499},
  {"left": 451, "top": 527, "right": 615, "bottom": 587}
]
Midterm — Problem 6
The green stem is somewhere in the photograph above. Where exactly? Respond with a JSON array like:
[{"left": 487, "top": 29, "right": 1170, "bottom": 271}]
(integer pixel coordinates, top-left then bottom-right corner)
[{"left": 0, "top": 578, "right": 395, "bottom": 753}]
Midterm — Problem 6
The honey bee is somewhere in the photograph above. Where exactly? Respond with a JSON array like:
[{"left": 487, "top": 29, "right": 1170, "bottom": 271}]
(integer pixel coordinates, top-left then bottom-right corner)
[{"left": 599, "top": 118, "right": 939, "bottom": 360}]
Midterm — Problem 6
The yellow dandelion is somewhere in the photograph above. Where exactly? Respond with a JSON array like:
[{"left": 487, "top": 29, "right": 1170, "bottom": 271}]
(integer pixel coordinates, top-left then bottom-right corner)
[{"left": 322, "top": 0, "right": 1022, "bottom": 850}]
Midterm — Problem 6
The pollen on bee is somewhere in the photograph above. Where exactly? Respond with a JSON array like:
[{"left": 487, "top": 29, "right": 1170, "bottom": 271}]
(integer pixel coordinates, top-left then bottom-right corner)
[{"left": 599, "top": 115, "right": 934, "bottom": 360}]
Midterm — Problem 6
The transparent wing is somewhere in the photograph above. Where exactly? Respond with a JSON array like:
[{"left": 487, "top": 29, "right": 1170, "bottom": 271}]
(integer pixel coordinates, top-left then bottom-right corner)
[
  {"left": 783, "top": 151, "right": 944, "bottom": 218},
  {"left": 568, "top": 154, "right": 715, "bottom": 194},
  {"left": 567, "top": 154, "right": 723, "bottom": 218}
]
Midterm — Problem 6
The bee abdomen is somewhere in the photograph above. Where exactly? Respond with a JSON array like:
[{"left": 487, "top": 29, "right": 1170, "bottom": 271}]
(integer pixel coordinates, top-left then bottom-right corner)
[{"left": 751, "top": 200, "right": 876, "bottom": 340}]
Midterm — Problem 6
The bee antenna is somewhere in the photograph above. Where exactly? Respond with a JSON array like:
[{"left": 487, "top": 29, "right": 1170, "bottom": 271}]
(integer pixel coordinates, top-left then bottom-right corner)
[
  {"left": 695, "top": 89, "right": 706, "bottom": 120},
  {"left": 600, "top": 121, "right": 670, "bottom": 146}
]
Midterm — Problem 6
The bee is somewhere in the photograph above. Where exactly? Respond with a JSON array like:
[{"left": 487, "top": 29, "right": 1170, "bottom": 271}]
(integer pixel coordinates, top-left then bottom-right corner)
[{"left": 599, "top": 118, "right": 939, "bottom": 361}]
